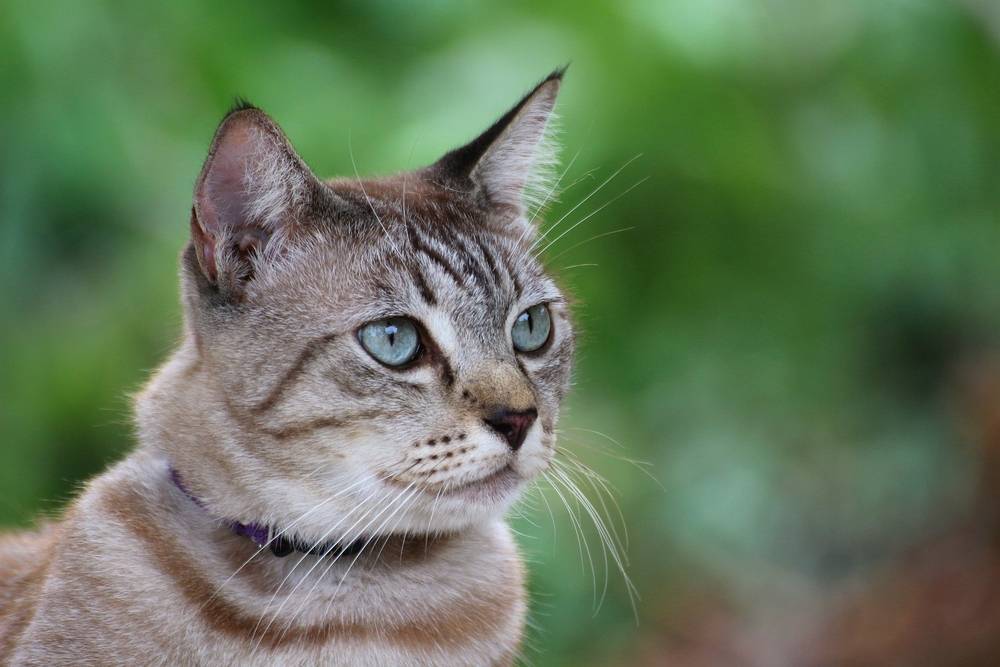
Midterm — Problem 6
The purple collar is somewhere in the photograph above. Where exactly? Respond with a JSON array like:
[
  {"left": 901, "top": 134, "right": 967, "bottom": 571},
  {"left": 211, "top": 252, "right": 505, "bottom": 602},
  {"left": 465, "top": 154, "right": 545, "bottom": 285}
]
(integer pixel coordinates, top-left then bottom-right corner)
[{"left": 169, "top": 467, "right": 365, "bottom": 558}]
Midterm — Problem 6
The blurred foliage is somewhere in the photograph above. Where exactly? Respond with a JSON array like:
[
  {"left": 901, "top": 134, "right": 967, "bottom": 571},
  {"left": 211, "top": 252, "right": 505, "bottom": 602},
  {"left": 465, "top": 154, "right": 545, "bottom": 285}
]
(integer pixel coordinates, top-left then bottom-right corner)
[{"left": 3, "top": 1, "right": 1000, "bottom": 664}]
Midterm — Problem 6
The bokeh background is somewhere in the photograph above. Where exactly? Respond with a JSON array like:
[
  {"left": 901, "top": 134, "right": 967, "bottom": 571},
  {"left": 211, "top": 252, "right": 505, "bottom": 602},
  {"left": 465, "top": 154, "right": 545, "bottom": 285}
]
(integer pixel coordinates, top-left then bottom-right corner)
[{"left": 4, "top": 1, "right": 1000, "bottom": 664}]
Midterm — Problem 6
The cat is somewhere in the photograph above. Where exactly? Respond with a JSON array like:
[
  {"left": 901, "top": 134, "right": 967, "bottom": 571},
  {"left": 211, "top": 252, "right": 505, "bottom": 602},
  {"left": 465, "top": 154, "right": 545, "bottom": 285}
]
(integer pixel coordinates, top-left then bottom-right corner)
[{"left": 0, "top": 68, "right": 574, "bottom": 666}]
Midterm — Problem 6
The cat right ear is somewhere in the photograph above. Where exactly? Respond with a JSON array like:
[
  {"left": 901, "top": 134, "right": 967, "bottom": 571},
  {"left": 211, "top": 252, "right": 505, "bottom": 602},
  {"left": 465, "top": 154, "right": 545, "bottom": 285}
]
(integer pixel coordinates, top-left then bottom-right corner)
[
  {"left": 191, "top": 102, "right": 321, "bottom": 295},
  {"left": 433, "top": 69, "right": 564, "bottom": 223}
]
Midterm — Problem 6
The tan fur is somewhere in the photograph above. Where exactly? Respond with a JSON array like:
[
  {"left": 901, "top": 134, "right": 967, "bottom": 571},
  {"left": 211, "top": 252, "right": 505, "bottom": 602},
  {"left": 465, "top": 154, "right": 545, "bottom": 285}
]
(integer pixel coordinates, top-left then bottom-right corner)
[
  {"left": 1, "top": 451, "right": 526, "bottom": 665},
  {"left": 0, "top": 72, "right": 571, "bottom": 665}
]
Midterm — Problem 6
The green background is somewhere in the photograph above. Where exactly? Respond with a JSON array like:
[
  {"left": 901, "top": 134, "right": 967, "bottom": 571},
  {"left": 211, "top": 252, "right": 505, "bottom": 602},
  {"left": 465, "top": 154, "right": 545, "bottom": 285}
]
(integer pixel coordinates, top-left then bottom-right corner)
[{"left": 3, "top": 1, "right": 1000, "bottom": 664}]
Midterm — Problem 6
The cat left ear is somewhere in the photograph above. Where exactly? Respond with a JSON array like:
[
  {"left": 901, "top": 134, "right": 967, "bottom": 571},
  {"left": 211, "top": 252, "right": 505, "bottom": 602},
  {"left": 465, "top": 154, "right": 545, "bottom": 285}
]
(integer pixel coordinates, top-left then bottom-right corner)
[
  {"left": 191, "top": 102, "right": 324, "bottom": 295},
  {"left": 434, "top": 68, "right": 564, "bottom": 221}
]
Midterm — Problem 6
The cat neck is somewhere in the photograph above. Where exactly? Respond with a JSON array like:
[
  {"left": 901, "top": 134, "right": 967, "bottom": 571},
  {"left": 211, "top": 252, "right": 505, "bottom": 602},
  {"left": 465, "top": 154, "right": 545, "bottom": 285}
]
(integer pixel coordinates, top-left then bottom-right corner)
[
  {"left": 78, "top": 451, "right": 525, "bottom": 663},
  {"left": 167, "top": 466, "right": 372, "bottom": 560}
]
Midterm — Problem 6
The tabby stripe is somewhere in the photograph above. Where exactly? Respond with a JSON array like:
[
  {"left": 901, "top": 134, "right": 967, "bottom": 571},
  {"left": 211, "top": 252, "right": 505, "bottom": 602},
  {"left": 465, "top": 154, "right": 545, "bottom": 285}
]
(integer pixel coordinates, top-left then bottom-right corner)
[
  {"left": 259, "top": 411, "right": 391, "bottom": 441},
  {"left": 409, "top": 264, "right": 438, "bottom": 305},
  {"left": 497, "top": 244, "right": 524, "bottom": 297},
  {"left": 252, "top": 333, "right": 337, "bottom": 414},
  {"left": 261, "top": 416, "right": 346, "bottom": 440},
  {"left": 514, "top": 357, "right": 529, "bottom": 379},
  {"left": 402, "top": 221, "right": 439, "bottom": 305},
  {"left": 439, "top": 356, "right": 456, "bottom": 388},
  {"left": 411, "top": 228, "right": 466, "bottom": 288},
  {"left": 472, "top": 235, "right": 504, "bottom": 292},
  {"left": 226, "top": 388, "right": 386, "bottom": 443},
  {"left": 448, "top": 230, "right": 493, "bottom": 295}
]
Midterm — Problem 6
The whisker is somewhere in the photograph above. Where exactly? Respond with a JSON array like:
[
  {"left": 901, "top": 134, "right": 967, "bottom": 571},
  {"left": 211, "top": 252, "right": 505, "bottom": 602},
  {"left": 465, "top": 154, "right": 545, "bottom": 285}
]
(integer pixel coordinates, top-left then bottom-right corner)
[
  {"left": 530, "top": 154, "right": 642, "bottom": 253},
  {"left": 556, "top": 451, "right": 630, "bottom": 558},
  {"left": 565, "top": 426, "right": 625, "bottom": 449},
  {"left": 374, "top": 485, "right": 425, "bottom": 565},
  {"left": 424, "top": 486, "right": 444, "bottom": 556},
  {"left": 400, "top": 136, "right": 418, "bottom": 235},
  {"left": 251, "top": 460, "right": 421, "bottom": 652},
  {"left": 534, "top": 479, "right": 559, "bottom": 551},
  {"left": 316, "top": 486, "right": 423, "bottom": 622},
  {"left": 348, "top": 130, "right": 404, "bottom": 261},
  {"left": 547, "top": 227, "right": 635, "bottom": 263},
  {"left": 542, "top": 470, "right": 597, "bottom": 606},
  {"left": 549, "top": 461, "right": 639, "bottom": 619},
  {"left": 267, "top": 484, "right": 422, "bottom": 649},
  {"left": 248, "top": 484, "right": 385, "bottom": 652},
  {"left": 535, "top": 176, "right": 650, "bottom": 258},
  {"left": 561, "top": 430, "right": 664, "bottom": 491},
  {"left": 246, "top": 459, "right": 423, "bottom": 652},
  {"left": 549, "top": 463, "right": 607, "bottom": 612},
  {"left": 200, "top": 472, "right": 371, "bottom": 615},
  {"left": 519, "top": 148, "right": 582, "bottom": 247}
]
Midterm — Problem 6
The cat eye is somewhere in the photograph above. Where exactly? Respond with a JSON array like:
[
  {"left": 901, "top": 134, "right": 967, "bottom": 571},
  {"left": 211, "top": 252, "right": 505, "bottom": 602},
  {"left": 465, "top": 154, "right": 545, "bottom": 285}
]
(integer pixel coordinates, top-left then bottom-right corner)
[
  {"left": 358, "top": 317, "right": 421, "bottom": 367},
  {"left": 511, "top": 304, "right": 552, "bottom": 353}
]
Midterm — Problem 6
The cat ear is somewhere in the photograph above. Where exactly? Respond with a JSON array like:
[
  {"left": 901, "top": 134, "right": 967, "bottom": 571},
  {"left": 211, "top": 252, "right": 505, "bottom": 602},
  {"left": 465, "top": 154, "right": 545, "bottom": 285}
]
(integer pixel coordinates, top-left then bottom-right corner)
[
  {"left": 435, "top": 68, "right": 564, "bottom": 220},
  {"left": 190, "top": 102, "right": 321, "bottom": 291}
]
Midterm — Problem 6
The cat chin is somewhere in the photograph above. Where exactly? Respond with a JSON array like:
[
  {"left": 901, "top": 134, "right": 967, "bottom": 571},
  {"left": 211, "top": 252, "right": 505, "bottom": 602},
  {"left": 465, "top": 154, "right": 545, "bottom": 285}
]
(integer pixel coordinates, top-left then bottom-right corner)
[
  {"left": 266, "top": 475, "right": 528, "bottom": 543},
  {"left": 401, "top": 478, "right": 529, "bottom": 533}
]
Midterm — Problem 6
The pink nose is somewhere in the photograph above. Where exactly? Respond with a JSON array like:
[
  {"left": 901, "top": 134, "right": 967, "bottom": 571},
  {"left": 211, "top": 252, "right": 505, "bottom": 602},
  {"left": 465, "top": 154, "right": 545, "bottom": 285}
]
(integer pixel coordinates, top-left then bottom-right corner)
[{"left": 484, "top": 408, "right": 537, "bottom": 451}]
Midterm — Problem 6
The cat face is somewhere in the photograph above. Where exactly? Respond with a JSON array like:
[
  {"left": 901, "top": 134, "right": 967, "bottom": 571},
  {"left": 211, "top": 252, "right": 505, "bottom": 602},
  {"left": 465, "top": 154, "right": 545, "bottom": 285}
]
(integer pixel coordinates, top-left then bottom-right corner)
[{"left": 180, "top": 71, "right": 571, "bottom": 541}]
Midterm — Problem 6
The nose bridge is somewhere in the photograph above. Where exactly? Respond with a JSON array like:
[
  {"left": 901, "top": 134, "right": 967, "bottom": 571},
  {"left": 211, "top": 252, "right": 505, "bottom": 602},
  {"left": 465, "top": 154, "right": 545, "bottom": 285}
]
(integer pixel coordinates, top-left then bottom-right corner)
[{"left": 464, "top": 361, "right": 535, "bottom": 412}]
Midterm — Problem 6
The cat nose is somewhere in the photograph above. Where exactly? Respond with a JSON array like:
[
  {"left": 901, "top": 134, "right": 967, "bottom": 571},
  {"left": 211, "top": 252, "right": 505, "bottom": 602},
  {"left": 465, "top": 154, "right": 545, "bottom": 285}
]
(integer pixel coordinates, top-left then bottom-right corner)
[{"left": 484, "top": 408, "right": 537, "bottom": 451}]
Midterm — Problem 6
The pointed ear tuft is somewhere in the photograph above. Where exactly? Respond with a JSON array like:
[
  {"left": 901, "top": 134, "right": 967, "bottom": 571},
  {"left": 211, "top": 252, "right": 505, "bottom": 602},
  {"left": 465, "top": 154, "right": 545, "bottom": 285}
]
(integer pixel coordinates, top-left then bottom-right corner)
[
  {"left": 227, "top": 96, "right": 260, "bottom": 116},
  {"left": 191, "top": 106, "right": 318, "bottom": 295},
  {"left": 435, "top": 68, "right": 565, "bottom": 219}
]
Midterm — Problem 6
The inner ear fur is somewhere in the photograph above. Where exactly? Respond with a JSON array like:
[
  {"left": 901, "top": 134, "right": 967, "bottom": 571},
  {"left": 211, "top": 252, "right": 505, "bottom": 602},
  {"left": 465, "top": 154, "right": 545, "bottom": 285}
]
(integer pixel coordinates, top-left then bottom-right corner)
[
  {"left": 190, "top": 103, "right": 321, "bottom": 297},
  {"left": 433, "top": 68, "right": 565, "bottom": 221}
]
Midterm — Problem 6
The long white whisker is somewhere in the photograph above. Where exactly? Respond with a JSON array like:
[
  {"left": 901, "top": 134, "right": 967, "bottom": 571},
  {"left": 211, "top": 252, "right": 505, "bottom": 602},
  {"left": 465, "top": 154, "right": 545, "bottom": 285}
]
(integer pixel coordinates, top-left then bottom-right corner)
[
  {"left": 556, "top": 450, "right": 630, "bottom": 557},
  {"left": 401, "top": 137, "right": 418, "bottom": 232},
  {"left": 550, "top": 461, "right": 638, "bottom": 619},
  {"left": 313, "top": 486, "right": 423, "bottom": 626},
  {"left": 348, "top": 131, "right": 404, "bottom": 261},
  {"left": 547, "top": 227, "right": 635, "bottom": 263},
  {"left": 562, "top": 429, "right": 664, "bottom": 490},
  {"left": 374, "top": 485, "right": 425, "bottom": 565},
  {"left": 543, "top": 470, "right": 596, "bottom": 605},
  {"left": 549, "top": 464, "right": 605, "bottom": 612},
  {"left": 518, "top": 148, "right": 582, "bottom": 247},
  {"left": 535, "top": 176, "right": 649, "bottom": 258},
  {"left": 201, "top": 473, "right": 371, "bottom": 613},
  {"left": 424, "top": 486, "right": 444, "bottom": 556},
  {"left": 267, "top": 483, "right": 421, "bottom": 649},
  {"left": 248, "top": 484, "right": 384, "bottom": 652},
  {"left": 530, "top": 154, "right": 642, "bottom": 252},
  {"left": 248, "top": 460, "right": 420, "bottom": 655},
  {"left": 565, "top": 426, "right": 626, "bottom": 448},
  {"left": 534, "top": 478, "right": 559, "bottom": 551}
]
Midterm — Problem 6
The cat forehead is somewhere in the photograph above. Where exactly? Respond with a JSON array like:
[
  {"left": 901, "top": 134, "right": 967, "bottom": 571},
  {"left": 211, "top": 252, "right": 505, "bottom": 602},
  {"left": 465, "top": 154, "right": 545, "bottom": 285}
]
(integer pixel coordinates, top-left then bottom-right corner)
[
  {"left": 272, "top": 175, "right": 561, "bottom": 321},
  {"left": 322, "top": 175, "right": 544, "bottom": 274},
  {"left": 325, "top": 173, "right": 488, "bottom": 233}
]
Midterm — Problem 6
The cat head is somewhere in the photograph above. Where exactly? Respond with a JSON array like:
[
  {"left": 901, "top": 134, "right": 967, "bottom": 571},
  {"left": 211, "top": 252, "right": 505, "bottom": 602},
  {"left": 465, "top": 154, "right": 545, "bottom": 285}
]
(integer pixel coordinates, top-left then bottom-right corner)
[{"left": 168, "top": 70, "right": 573, "bottom": 542}]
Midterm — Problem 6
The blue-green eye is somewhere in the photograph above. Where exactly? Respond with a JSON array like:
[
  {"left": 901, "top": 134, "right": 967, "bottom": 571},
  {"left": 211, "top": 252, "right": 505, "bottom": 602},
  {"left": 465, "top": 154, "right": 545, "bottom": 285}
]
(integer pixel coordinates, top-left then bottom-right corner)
[
  {"left": 511, "top": 304, "right": 552, "bottom": 353},
  {"left": 358, "top": 317, "right": 421, "bottom": 367}
]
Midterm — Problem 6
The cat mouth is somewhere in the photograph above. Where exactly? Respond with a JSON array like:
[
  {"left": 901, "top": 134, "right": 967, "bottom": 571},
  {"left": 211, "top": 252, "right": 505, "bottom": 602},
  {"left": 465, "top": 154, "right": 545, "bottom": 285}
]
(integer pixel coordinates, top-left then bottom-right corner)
[
  {"left": 436, "top": 464, "right": 520, "bottom": 498},
  {"left": 379, "top": 463, "right": 522, "bottom": 501}
]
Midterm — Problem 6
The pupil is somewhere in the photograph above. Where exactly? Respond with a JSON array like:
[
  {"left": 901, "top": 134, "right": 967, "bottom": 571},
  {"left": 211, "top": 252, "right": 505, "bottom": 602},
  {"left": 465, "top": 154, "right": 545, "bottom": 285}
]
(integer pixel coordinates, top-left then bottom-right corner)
[{"left": 385, "top": 324, "right": 397, "bottom": 346}]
